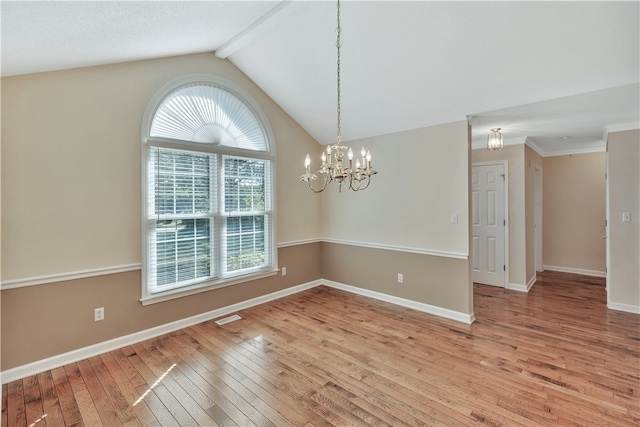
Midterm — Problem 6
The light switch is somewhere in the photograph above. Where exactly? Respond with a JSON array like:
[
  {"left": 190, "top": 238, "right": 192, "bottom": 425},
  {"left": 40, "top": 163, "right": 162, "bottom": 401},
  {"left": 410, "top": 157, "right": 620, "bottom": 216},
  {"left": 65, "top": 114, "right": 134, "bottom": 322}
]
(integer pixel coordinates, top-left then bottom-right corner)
[
  {"left": 622, "top": 212, "right": 631, "bottom": 222},
  {"left": 451, "top": 213, "right": 458, "bottom": 224}
]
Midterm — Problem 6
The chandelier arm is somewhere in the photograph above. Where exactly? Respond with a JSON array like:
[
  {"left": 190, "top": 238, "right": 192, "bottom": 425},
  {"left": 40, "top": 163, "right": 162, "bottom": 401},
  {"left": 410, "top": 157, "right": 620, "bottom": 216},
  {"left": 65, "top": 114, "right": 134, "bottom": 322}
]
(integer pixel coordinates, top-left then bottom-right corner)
[
  {"left": 306, "top": 181, "right": 326, "bottom": 193},
  {"left": 349, "top": 173, "right": 371, "bottom": 192},
  {"left": 305, "top": 172, "right": 331, "bottom": 193},
  {"left": 358, "top": 175, "right": 372, "bottom": 191},
  {"left": 348, "top": 173, "right": 363, "bottom": 192}
]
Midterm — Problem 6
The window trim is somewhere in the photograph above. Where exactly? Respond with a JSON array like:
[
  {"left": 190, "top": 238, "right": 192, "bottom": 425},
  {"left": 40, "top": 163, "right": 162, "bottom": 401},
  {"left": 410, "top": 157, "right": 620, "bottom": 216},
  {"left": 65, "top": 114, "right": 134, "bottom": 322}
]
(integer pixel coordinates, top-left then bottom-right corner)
[{"left": 140, "top": 75, "right": 277, "bottom": 304}]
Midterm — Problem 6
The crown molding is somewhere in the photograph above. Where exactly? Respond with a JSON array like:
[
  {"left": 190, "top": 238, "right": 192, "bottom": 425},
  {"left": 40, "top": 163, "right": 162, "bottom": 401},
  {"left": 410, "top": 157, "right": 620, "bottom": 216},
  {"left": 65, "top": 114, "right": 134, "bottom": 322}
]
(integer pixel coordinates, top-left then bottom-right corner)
[
  {"left": 603, "top": 121, "right": 640, "bottom": 142},
  {"left": 539, "top": 143, "right": 606, "bottom": 158},
  {"left": 524, "top": 138, "right": 545, "bottom": 157}
]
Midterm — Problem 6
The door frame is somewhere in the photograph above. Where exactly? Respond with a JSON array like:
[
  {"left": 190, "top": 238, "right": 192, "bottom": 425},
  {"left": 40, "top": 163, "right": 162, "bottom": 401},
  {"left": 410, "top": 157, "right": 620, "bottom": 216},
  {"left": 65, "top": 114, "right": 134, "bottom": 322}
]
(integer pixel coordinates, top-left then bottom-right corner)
[
  {"left": 534, "top": 166, "right": 543, "bottom": 272},
  {"left": 605, "top": 150, "right": 610, "bottom": 296},
  {"left": 472, "top": 160, "right": 509, "bottom": 288}
]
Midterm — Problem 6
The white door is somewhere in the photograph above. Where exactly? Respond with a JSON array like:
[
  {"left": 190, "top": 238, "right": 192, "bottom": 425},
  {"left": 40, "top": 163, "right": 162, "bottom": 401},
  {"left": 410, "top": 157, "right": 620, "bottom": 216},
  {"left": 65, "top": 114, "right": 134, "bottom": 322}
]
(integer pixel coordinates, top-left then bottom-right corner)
[{"left": 472, "top": 164, "right": 506, "bottom": 287}]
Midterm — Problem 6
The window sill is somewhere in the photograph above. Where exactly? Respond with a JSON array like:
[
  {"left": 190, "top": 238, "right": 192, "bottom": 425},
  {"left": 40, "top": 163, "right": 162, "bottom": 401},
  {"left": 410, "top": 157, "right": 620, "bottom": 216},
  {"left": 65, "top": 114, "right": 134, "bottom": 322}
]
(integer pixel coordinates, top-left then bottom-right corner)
[{"left": 140, "top": 268, "right": 279, "bottom": 306}]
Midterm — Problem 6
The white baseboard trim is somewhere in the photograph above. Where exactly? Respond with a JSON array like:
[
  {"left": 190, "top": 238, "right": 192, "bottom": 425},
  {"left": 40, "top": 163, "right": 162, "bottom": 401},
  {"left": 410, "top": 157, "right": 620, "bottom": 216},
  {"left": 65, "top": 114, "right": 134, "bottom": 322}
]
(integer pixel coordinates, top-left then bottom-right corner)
[
  {"left": 607, "top": 301, "right": 640, "bottom": 314},
  {"left": 1, "top": 280, "right": 322, "bottom": 384},
  {"left": 508, "top": 276, "right": 535, "bottom": 292},
  {"left": 543, "top": 265, "right": 606, "bottom": 278},
  {"left": 507, "top": 283, "right": 527, "bottom": 292},
  {"left": 2, "top": 277, "right": 476, "bottom": 384},
  {"left": 322, "top": 279, "right": 475, "bottom": 325}
]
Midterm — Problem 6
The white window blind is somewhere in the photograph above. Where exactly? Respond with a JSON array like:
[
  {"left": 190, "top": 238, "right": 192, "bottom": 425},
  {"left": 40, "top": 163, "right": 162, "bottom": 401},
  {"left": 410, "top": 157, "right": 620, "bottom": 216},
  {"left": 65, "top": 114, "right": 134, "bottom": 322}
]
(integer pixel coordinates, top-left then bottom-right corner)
[
  {"left": 147, "top": 147, "right": 217, "bottom": 293},
  {"left": 223, "top": 157, "right": 272, "bottom": 275},
  {"left": 149, "top": 84, "right": 267, "bottom": 151},
  {"left": 143, "top": 80, "right": 275, "bottom": 300}
]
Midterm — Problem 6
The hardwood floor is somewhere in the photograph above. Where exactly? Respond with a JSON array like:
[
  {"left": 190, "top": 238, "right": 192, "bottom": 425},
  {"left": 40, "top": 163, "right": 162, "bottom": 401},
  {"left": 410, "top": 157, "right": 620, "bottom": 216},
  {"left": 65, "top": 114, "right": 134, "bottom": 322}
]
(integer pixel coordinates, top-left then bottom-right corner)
[{"left": 3, "top": 271, "right": 639, "bottom": 426}]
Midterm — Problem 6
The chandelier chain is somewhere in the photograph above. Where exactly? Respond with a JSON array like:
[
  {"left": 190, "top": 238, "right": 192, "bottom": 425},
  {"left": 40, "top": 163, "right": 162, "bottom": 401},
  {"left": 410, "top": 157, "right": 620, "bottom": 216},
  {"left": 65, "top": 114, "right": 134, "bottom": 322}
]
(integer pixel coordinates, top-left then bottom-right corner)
[
  {"left": 299, "top": 0, "right": 378, "bottom": 192},
  {"left": 336, "top": 0, "right": 341, "bottom": 143}
]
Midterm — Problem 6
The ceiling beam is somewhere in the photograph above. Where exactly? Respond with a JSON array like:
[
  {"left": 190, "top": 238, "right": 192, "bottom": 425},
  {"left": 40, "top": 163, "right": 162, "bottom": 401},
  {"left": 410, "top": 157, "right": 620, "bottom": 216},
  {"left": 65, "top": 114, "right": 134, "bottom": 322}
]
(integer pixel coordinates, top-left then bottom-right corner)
[{"left": 215, "top": 1, "right": 297, "bottom": 59}]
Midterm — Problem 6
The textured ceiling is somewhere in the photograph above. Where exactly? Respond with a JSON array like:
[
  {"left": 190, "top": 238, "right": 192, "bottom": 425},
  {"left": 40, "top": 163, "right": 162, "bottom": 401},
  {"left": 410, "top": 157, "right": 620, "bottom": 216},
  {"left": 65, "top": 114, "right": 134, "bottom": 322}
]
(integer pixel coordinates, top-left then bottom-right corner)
[{"left": 2, "top": 1, "right": 638, "bottom": 156}]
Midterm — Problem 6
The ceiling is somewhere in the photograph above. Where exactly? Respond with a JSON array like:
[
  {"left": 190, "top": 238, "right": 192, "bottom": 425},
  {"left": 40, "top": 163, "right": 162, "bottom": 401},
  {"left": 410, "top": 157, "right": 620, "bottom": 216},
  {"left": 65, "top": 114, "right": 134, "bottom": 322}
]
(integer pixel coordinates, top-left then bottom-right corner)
[{"left": 2, "top": 1, "right": 639, "bottom": 156}]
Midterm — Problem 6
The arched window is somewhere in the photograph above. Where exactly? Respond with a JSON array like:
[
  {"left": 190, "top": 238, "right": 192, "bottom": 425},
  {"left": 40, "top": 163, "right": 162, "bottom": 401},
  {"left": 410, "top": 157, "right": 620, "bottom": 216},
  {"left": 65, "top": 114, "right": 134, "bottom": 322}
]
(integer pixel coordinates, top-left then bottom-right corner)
[{"left": 141, "top": 76, "right": 276, "bottom": 303}]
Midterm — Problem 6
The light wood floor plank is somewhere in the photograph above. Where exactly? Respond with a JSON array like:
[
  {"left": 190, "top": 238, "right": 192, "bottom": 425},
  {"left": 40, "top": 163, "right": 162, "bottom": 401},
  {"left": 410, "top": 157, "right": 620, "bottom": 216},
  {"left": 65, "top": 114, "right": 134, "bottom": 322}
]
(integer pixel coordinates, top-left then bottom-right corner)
[
  {"left": 98, "top": 352, "right": 159, "bottom": 426},
  {"left": 185, "top": 324, "right": 334, "bottom": 427},
  {"left": 6, "top": 378, "right": 26, "bottom": 427},
  {"left": 150, "top": 336, "right": 258, "bottom": 427},
  {"left": 50, "top": 367, "right": 83, "bottom": 427},
  {"left": 63, "top": 364, "right": 103, "bottom": 427},
  {"left": 2, "top": 383, "right": 9, "bottom": 427},
  {"left": 74, "top": 359, "right": 122, "bottom": 426},
  {"left": 162, "top": 332, "right": 296, "bottom": 427},
  {"left": 88, "top": 355, "right": 142, "bottom": 426},
  {"left": 21, "top": 375, "right": 46, "bottom": 427},
  {"left": 129, "top": 341, "right": 221, "bottom": 427},
  {"left": 121, "top": 345, "right": 196, "bottom": 426},
  {"left": 36, "top": 371, "right": 66, "bottom": 427},
  {"left": 3, "top": 271, "right": 639, "bottom": 426}
]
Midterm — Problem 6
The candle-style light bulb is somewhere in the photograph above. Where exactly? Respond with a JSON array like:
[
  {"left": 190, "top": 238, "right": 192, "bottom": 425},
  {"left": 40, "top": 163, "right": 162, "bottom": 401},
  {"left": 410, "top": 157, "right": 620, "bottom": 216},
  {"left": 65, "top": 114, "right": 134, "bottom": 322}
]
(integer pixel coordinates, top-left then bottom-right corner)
[
  {"left": 361, "top": 146, "right": 366, "bottom": 157},
  {"left": 356, "top": 159, "right": 361, "bottom": 169},
  {"left": 321, "top": 152, "right": 327, "bottom": 163},
  {"left": 327, "top": 145, "right": 332, "bottom": 155},
  {"left": 366, "top": 150, "right": 371, "bottom": 162},
  {"left": 304, "top": 154, "right": 311, "bottom": 168},
  {"left": 348, "top": 148, "right": 353, "bottom": 160}
]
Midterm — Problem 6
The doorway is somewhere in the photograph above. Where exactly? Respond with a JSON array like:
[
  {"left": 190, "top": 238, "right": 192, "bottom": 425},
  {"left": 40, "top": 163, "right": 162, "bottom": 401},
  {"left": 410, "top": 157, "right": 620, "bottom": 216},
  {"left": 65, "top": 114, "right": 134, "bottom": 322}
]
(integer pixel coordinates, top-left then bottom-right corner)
[{"left": 472, "top": 162, "right": 508, "bottom": 287}]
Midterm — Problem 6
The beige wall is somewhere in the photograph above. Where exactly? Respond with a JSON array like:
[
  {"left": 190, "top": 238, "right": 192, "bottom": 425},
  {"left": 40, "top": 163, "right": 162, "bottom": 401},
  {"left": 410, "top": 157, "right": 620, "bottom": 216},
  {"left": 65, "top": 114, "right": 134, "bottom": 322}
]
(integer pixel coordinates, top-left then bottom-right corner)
[
  {"left": 607, "top": 129, "right": 640, "bottom": 311},
  {"left": 1, "top": 52, "right": 476, "bottom": 371},
  {"left": 321, "top": 121, "right": 473, "bottom": 316},
  {"left": 1, "top": 53, "right": 321, "bottom": 281},
  {"left": 543, "top": 152, "right": 606, "bottom": 274},
  {"left": 321, "top": 121, "right": 470, "bottom": 256},
  {"left": 1, "top": 244, "right": 321, "bottom": 370},
  {"left": 472, "top": 145, "right": 527, "bottom": 287},
  {"left": 321, "top": 243, "right": 471, "bottom": 314},
  {"left": 1, "top": 53, "right": 323, "bottom": 370}
]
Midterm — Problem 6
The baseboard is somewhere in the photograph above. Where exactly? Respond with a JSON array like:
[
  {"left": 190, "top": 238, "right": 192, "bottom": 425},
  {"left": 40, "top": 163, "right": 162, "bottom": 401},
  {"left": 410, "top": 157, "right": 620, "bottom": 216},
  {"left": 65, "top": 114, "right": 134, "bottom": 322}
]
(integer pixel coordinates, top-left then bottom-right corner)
[
  {"left": 322, "top": 279, "right": 475, "bottom": 325},
  {"left": 543, "top": 265, "right": 606, "bottom": 278},
  {"left": 507, "top": 276, "right": 536, "bottom": 292},
  {"left": 607, "top": 301, "right": 640, "bottom": 314},
  {"left": 2, "top": 277, "right": 476, "bottom": 384},
  {"left": 526, "top": 275, "right": 536, "bottom": 291},
  {"left": 507, "top": 283, "right": 526, "bottom": 292},
  {"left": 1, "top": 280, "right": 322, "bottom": 384}
]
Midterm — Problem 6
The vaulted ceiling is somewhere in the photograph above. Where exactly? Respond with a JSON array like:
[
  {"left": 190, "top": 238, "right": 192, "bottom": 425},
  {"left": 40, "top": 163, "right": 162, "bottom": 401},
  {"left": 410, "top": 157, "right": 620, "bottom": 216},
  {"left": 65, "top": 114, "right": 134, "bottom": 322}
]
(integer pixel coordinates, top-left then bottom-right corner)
[{"left": 2, "top": 1, "right": 638, "bottom": 156}]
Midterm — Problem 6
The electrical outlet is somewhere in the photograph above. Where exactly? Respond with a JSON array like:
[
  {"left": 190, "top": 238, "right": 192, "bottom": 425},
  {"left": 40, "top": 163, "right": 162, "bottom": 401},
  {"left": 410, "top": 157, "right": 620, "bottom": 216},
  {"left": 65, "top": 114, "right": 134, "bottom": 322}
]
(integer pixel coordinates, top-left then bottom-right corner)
[
  {"left": 94, "top": 307, "right": 104, "bottom": 322},
  {"left": 282, "top": 267, "right": 287, "bottom": 276},
  {"left": 397, "top": 273, "right": 403, "bottom": 283},
  {"left": 451, "top": 213, "right": 458, "bottom": 224}
]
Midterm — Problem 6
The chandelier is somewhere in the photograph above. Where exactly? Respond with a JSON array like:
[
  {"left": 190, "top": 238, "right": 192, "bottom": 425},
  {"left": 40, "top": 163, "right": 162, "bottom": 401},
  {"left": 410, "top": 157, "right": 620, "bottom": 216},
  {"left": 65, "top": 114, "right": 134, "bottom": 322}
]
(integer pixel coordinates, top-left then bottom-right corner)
[
  {"left": 301, "top": 0, "right": 377, "bottom": 193},
  {"left": 487, "top": 128, "right": 504, "bottom": 151}
]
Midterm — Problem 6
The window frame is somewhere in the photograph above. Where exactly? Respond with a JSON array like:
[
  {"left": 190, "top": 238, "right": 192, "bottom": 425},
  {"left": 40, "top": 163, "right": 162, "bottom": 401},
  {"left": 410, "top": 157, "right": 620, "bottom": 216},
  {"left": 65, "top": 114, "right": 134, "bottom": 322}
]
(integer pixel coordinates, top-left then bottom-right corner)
[{"left": 140, "top": 75, "right": 277, "bottom": 305}]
